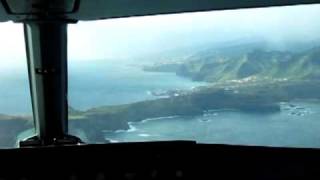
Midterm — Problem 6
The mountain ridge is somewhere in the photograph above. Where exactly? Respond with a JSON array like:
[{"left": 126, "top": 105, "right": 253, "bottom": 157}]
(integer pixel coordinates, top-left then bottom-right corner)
[{"left": 144, "top": 45, "right": 320, "bottom": 83}]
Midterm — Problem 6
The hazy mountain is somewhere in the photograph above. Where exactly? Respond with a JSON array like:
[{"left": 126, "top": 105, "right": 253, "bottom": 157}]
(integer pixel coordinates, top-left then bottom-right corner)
[{"left": 144, "top": 44, "right": 320, "bottom": 83}]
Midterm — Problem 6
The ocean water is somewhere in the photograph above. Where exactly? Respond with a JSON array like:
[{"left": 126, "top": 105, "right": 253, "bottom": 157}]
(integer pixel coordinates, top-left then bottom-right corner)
[
  {"left": 0, "top": 59, "right": 204, "bottom": 114},
  {"left": 0, "top": 65, "right": 32, "bottom": 115},
  {"left": 68, "top": 60, "right": 206, "bottom": 110},
  {"left": 104, "top": 101, "right": 320, "bottom": 148}
]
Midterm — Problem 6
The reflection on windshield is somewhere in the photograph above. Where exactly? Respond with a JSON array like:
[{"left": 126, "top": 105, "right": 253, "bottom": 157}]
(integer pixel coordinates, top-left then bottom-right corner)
[
  {"left": 68, "top": 4, "right": 320, "bottom": 148},
  {"left": 0, "top": 23, "right": 34, "bottom": 148}
]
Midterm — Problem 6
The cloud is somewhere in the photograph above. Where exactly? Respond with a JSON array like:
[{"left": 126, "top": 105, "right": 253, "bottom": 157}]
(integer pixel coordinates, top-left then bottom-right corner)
[
  {"left": 0, "top": 4, "right": 319, "bottom": 64},
  {"left": 68, "top": 4, "right": 320, "bottom": 61},
  {"left": 0, "top": 22, "right": 26, "bottom": 70}
]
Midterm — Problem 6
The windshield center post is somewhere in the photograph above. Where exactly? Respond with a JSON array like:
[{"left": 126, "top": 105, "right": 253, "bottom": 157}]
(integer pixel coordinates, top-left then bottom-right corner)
[{"left": 19, "top": 19, "right": 82, "bottom": 147}]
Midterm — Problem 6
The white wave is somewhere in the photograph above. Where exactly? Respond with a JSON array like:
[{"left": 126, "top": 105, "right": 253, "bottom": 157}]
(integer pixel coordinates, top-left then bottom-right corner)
[
  {"left": 140, "top": 115, "right": 179, "bottom": 123},
  {"left": 115, "top": 129, "right": 127, "bottom": 133},
  {"left": 114, "top": 123, "right": 137, "bottom": 133},
  {"left": 108, "top": 139, "right": 120, "bottom": 143},
  {"left": 127, "top": 122, "right": 138, "bottom": 132},
  {"left": 138, "top": 133, "right": 151, "bottom": 137}
]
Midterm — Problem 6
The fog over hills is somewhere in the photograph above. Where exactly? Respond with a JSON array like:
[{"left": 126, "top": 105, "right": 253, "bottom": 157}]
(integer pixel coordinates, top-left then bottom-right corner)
[
  {"left": 143, "top": 41, "right": 320, "bottom": 82},
  {"left": 67, "top": 4, "right": 320, "bottom": 60}
]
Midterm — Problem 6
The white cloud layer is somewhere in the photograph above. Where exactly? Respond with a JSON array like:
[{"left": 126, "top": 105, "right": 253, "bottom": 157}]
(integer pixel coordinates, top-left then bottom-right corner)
[{"left": 0, "top": 4, "right": 319, "bottom": 65}]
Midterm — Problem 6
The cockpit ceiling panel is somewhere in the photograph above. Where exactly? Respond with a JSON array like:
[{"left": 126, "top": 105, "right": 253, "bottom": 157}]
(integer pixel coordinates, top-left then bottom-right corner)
[
  {"left": 0, "top": 0, "right": 319, "bottom": 22},
  {"left": 3, "top": 0, "right": 78, "bottom": 14}
]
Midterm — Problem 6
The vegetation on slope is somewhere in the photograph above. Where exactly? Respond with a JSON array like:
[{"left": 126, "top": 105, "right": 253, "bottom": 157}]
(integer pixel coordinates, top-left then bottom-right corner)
[{"left": 144, "top": 47, "right": 320, "bottom": 82}]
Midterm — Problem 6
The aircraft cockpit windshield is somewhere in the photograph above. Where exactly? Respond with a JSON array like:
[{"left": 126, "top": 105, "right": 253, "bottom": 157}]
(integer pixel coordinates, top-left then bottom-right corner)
[{"left": 1, "top": 3, "right": 320, "bottom": 148}]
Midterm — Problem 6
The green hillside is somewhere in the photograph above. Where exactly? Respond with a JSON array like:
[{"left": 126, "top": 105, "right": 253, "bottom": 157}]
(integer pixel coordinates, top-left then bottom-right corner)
[{"left": 144, "top": 46, "right": 320, "bottom": 83}]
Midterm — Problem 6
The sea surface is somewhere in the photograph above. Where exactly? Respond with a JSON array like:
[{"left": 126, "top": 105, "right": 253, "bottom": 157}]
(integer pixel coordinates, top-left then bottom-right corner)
[
  {"left": 0, "top": 59, "right": 204, "bottom": 114},
  {"left": 68, "top": 59, "right": 205, "bottom": 110},
  {"left": 104, "top": 101, "right": 320, "bottom": 148}
]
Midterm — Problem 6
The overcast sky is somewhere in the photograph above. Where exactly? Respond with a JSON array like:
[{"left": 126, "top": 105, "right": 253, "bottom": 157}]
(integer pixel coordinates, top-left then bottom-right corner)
[{"left": 0, "top": 3, "right": 319, "bottom": 67}]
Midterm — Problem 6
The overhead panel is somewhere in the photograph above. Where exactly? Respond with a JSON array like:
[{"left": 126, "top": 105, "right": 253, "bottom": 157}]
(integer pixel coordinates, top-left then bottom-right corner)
[
  {"left": 0, "top": 1, "right": 8, "bottom": 22},
  {"left": 2, "top": 0, "right": 78, "bottom": 14},
  {"left": 70, "top": 0, "right": 320, "bottom": 21},
  {"left": 0, "top": 0, "right": 319, "bottom": 22}
]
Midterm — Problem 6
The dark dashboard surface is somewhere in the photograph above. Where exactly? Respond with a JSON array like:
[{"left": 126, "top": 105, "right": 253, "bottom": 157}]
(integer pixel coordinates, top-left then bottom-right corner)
[{"left": 0, "top": 141, "right": 319, "bottom": 179}]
